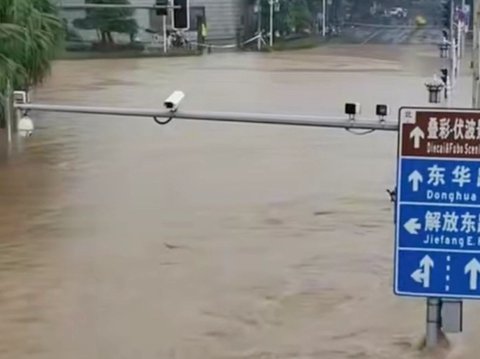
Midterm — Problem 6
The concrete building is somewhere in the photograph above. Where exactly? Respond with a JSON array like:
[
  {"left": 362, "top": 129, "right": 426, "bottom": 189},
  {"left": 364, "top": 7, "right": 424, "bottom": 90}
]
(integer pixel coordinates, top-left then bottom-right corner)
[
  {"left": 148, "top": 0, "right": 248, "bottom": 44},
  {"left": 58, "top": 0, "right": 248, "bottom": 45},
  {"left": 58, "top": 0, "right": 152, "bottom": 43},
  {"left": 189, "top": 0, "right": 246, "bottom": 42}
]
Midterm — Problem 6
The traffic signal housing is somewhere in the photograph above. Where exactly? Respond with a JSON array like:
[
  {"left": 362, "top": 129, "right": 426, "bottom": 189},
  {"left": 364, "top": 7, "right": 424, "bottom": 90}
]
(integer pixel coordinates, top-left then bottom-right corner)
[
  {"left": 156, "top": 0, "right": 168, "bottom": 16},
  {"left": 173, "top": 0, "right": 190, "bottom": 29},
  {"left": 440, "top": 68, "right": 449, "bottom": 84}
]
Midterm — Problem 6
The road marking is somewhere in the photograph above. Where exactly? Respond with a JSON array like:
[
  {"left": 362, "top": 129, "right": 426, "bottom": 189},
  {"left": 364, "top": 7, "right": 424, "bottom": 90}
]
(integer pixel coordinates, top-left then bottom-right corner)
[{"left": 361, "top": 30, "right": 382, "bottom": 45}]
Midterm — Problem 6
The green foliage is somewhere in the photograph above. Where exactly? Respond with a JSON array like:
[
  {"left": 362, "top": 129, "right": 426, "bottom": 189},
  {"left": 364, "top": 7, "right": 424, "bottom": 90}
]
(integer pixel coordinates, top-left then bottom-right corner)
[
  {"left": 288, "top": 0, "right": 314, "bottom": 32},
  {"left": 73, "top": 0, "right": 138, "bottom": 45},
  {"left": 0, "top": 0, "right": 63, "bottom": 122},
  {"left": 259, "top": 0, "right": 316, "bottom": 35}
]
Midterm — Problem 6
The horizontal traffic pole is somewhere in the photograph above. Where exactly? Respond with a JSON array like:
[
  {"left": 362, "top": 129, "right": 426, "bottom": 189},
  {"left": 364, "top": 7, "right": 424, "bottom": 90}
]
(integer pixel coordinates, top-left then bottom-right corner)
[
  {"left": 14, "top": 103, "right": 399, "bottom": 131},
  {"left": 58, "top": 4, "right": 181, "bottom": 10},
  {"left": 343, "top": 21, "right": 438, "bottom": 30}
]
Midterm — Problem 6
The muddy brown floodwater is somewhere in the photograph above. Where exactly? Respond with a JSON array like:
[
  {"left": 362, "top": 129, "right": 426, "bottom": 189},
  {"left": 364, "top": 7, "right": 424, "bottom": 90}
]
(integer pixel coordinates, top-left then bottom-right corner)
[{"left": 0, "top": 45, "right": 477, "bottom": 359}]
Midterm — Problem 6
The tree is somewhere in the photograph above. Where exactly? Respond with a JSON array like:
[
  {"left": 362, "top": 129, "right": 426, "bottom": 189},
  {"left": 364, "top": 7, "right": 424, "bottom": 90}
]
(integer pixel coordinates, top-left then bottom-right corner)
[
  {"left": 289, "top": 0, "right": 313, "bottom": 32},
  {"left": 0, "top": 0, "right": 63, "bottom": 126},
  {"left": 257, "top": 0, "right": 314, "bottom": 36},
  {"left": 73, "top": 0, "right": 138, "bottom": 47}
]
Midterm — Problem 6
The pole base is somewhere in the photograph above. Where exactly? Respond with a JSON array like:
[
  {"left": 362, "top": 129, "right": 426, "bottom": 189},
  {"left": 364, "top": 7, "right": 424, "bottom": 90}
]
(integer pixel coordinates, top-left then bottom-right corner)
[{"left": 418, "top": 331, "right": 450, "bottom": 352}]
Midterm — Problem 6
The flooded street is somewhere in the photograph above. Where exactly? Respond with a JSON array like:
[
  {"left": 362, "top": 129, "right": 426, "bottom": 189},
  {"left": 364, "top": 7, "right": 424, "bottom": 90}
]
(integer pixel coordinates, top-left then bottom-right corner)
[{"left": 0, "top": 45, "right": 477, "bottom": 358}]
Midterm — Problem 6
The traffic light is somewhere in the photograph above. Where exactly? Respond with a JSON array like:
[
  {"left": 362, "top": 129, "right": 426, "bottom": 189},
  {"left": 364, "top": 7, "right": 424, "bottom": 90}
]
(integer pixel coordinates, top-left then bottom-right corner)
[
  {"left": 173, "top": 0, "right": 189, "bottom": 29},
  {"left": 156, "top": 0, "right": 168, "bottom": 16},
  {"left": 440, "top": 68, "right": 449, "bottom": 84}
]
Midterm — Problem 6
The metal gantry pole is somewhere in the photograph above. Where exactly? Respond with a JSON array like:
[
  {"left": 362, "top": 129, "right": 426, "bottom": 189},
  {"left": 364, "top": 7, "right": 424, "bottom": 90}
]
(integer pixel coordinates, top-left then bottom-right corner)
[
  {"left": 13, "top": 103, "right": 398, "bottom": 132},
  {"left": 422, "top": 4, "right": 471, "bottom": 343},
  {"left": 59, "top": 4, "right": 180, "bottom": 10},
  {"left": 423, "top": 32, "right": 460, "bottom": 346},
  {"left": 426, "top": 298, "right": 442, "bottom": 348},
  {"left": 424, "top": 83, "right": 444, "bottom": 348}
]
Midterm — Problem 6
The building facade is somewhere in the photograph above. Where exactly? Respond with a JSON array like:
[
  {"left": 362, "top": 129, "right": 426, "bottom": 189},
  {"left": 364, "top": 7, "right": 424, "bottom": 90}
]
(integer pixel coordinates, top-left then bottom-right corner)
[
  {"left": 189, "top": 0, "right": 246, "bottom": 42},
  {"left": 58, "top": 0, "right": 247, "bottom": 45}
]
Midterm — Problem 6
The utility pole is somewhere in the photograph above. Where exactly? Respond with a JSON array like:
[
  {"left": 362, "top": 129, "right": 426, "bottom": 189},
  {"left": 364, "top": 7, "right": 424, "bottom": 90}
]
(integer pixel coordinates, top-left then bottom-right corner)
[
  {"left": 257, "top": 0, "right": 262, "bottom": 50},
  {"left": 5, "top": 81, "right": 12, "bottom": 144},
  {"left": 269, "top": 0, "right": 274, "bottom": 47},
  {"left": 268, "top": 0, "right": 279, "bottom": 48},
  {"left": 322, "top": 0, "right": 326, "bottom": 37},
  {"left": 460, "top": 0, "right": 466, "bottom": 58},
  {"left": 450, "top": 0, "right": 456, "bottom": 87},
  {"left": 473, "top": 0, "right": 480, "bottom": 107}
]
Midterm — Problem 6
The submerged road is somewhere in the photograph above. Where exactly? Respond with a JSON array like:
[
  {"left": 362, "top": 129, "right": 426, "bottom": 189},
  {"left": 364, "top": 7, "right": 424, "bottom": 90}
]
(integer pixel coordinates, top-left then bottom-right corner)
[{"left": 0, "top": 44, "right": 476, "bottom": 358}]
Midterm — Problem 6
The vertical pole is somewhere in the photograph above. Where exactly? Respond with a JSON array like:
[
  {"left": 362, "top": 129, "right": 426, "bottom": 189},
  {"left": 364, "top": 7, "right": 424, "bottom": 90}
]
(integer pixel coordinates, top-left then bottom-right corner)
[
  {"left": 473, "top": 0, "right": 477, "bottom": 107},
  {"left": 424, "top": 75, "right": 448, "bottom": 349},
  {"left": 426, "top": 298, "right": 442, "bottom": 349},
  {"left": 457, "top": 16, "right": 462, "bottom": 62},
  {"left": 322, "top": 0, "right": 326, "bottom": 37},
  {"left": 5, "top": 81, "right": 12, "bottom": 144},
  {"left": 269, "top": 0, "right": 273, "bottom": 47},
  {"left": 257, "top": 0, "right": 262, "bottom": 51},
  {"left": 163, "top": 15, "right": 167, "bottom": 53},
  {"left": 461, "top": 0, "right": 466, "bottom": 58},
  {"left": 450, "top": 0, "right": 456, "bottom": 87},
  {"left": 474, "top": 0, "right": 480, "bottom": 107}
]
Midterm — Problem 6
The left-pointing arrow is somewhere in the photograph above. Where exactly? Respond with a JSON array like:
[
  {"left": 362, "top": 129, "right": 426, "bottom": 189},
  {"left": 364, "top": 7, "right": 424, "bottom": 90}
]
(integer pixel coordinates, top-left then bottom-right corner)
[
  {"left": 411, "top": 269, "right": 424, "bottom": 284},
  {"left": 404, "top": 218, "right": 421, "bottom": 235}
]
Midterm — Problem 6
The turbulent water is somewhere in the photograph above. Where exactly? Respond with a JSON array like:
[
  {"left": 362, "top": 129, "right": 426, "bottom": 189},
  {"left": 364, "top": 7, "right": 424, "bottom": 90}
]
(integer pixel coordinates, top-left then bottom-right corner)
[{"left": 0, "top": 44, "right": 477, "bottom": 359}]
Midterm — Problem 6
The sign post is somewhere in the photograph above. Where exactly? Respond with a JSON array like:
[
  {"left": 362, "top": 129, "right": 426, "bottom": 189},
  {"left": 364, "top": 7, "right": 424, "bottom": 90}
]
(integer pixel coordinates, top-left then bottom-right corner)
[{"left": 395, "top": 107, "right": 480, "bottom": 347}]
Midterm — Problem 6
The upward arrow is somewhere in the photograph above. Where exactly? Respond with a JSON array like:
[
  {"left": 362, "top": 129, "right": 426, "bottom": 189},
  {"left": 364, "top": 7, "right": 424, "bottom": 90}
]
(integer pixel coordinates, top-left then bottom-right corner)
[
  {"left": 465, "top": 258, "right": 480, "bottom": 290},
  {"left": 410, "top": 127, "right": 425, "bottom": 149},
  {"left": 408, "top": 170, "right": 423, "bottom": 192},
  {"left": 420, "top": 255, "right": 434, "bottom": 288}
]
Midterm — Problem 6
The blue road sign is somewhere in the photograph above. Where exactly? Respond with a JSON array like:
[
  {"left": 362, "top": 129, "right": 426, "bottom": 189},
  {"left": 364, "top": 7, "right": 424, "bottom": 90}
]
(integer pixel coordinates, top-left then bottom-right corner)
[{"left": 395, "top": 108, "right": 480, "bottom": 299}]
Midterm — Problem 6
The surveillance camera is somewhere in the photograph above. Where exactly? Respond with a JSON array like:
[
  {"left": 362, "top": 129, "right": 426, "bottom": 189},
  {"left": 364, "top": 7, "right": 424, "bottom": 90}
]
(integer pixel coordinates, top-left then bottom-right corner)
[
  {"left": 17, "top": 114, "right": 34, "bottom": 137},
  {"left": 376, "top": 104, "right": 389, "bottom": 117},
  {"left": 13, "top": 91, "right": 27, "bottom": 104},
  {"left": 345, "top": 102, "right": 361, "bottom": 116},
  {"left": 164, "top": 91, "right": 185, "bottom": 111}
]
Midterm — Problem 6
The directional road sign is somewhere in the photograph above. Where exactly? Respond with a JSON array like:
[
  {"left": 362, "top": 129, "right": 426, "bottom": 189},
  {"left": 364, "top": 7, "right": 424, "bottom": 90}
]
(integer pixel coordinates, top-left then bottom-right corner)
[{"left": 395, "top": 107, "right": 480, "bottom": 299}]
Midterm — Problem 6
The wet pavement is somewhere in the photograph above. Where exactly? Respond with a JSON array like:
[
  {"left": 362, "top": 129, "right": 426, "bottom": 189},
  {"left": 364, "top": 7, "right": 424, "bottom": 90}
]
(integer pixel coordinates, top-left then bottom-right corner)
[{"left": 0, "top": 44, "right": 477, "bottom": 358}]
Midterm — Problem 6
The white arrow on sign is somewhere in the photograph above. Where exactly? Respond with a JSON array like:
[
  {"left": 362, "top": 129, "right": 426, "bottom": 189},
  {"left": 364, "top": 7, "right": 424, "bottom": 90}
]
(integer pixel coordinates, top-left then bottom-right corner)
[
  {"left": 404, "top": 218, "right": 421, "bottom": 235},
  {"left": 411, "top": 255, "right": 434, "bottom": 288},
  {"left": 465, "top": 258, "right": 480, "bottom": 290},
  {"left": 408, "top": 170, "right": 423, "bottom": 192},
  {"left": 411, "top": 269, "right": 425, "bottom": 284},
  {"left": 409, "top": 126, "right": 425, "bottom": 149}
]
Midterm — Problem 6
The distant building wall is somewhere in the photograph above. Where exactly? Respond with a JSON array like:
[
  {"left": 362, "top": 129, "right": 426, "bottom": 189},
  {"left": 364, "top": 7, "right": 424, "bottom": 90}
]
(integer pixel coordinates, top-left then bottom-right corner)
[
  {"left": 190, "top": 0, "right": 245, "bottom": 42},
  {"left": 58, "top": 0, "right": 247, "bottom": 45},
  {"left": 58, "top": 0, "right": 153, "bottom": 43}
]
